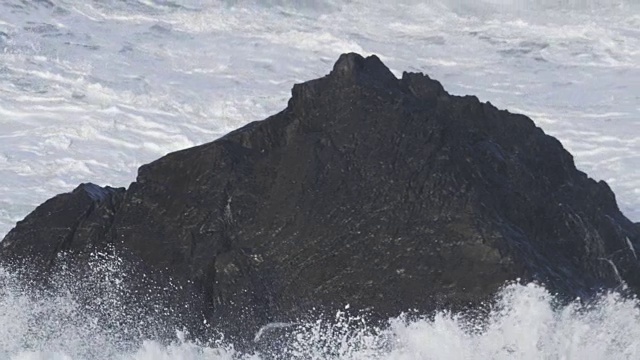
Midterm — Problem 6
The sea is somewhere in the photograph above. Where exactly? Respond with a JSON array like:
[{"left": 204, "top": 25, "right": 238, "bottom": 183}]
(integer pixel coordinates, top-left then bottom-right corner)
[{"left": 0, "top": 0, "right": 639, "bottom": 358}]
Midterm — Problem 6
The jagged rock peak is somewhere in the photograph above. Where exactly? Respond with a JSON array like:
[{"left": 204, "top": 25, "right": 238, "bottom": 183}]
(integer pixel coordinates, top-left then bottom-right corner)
[
  {"left": 289, "top": 52, "right": 448, "bottom": 119},
  {"left": 329, "top": 53, "right": 397, "bottom": 84},
  {"left": 289, "top": 53, "right": 397, "bottom": 107}
]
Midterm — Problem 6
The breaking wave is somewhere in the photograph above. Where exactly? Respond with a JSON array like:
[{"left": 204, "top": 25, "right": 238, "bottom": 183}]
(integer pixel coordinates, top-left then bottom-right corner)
[{"left": 1, "top": 253, "right": 640, "bottom": 359}]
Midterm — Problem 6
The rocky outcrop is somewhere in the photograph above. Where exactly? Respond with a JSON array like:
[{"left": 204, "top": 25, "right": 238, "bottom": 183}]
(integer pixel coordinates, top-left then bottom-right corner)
[
  {"left": 2, "top": 53, "right": 640, "bottom": 345},
  {"left": 1, "top": 183, "right": 125, "bottom": 270}
]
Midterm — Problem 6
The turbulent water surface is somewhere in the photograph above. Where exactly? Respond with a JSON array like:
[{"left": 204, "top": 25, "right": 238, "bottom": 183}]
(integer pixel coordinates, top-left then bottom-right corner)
[
  {"left": 1, "top": 0, "right": 639, "bottom": 358},
  {"left": 3, "top": 263, "right": 640, "bottom": 359}
]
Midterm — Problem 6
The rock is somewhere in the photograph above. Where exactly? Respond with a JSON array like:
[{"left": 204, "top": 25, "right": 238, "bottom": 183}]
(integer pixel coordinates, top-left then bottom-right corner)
[
  {"left": 2, "top": 53, "right": 640, "bottom": 346},
  {"left": 2, "top": 183, "right": 125, "bottom": 271}
]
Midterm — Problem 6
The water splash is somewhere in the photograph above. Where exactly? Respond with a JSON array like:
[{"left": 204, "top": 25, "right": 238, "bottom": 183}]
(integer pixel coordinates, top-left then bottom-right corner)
[
  {"left": 0, "top": 251, "right": 210, "bottom": 360},
  {"left": 2, "top": 255, "right": 640, "bottom": 360}
]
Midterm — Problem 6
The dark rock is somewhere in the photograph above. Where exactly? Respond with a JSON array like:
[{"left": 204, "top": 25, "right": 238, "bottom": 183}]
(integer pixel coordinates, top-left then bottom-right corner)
[
  {"left": 2, "top": 183, "right": 125, "bottom": 270},
  {"left": 2, "top": 53, "right": 640, "bottom": 346}
]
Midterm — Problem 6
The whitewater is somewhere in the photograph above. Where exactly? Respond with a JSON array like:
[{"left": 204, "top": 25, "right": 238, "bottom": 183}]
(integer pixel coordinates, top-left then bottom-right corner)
[{"left": 0, "top": 0, "right": 639, "bottom": 358}]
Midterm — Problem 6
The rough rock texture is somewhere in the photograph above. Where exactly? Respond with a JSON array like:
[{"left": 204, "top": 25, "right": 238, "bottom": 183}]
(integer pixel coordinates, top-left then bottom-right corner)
[
  {"left": 3, "top": 53, "right": 640, "bottom": 344},
  {"left": 2, "top": 183, "right": 125, "bottom": 270}
]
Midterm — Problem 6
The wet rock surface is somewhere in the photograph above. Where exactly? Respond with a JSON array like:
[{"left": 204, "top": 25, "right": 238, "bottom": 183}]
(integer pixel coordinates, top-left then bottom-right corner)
[{"left": 3, "top": 53, "right": 640, "bottom": 346}]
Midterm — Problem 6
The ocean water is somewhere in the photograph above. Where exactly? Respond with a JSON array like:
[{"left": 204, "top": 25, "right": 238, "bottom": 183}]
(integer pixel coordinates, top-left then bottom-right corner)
[
  {"left": 1, "top": 0, "right": 639, "bottom": 358},
  {"left": 3, "top": 258, "right": 640, "bottom": 359}
]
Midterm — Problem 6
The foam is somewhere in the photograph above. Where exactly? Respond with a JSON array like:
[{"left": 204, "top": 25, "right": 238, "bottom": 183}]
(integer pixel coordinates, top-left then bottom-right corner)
[{"left": 2, "top": 261, "right": 640, "bottom": 360}]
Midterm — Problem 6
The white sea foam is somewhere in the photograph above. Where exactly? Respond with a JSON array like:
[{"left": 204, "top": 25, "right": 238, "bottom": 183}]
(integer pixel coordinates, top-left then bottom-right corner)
[{"left": 2, "top": 259, "right": 640, "bottom": 360}]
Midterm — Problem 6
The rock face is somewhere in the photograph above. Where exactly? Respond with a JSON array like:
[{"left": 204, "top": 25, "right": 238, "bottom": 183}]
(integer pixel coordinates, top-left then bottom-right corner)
[
  {"left": 3, "top": 53, "right": 640, "bottom": 344},
  {"left": 1, "top": 183, "right": 126, "bottom": 270}
]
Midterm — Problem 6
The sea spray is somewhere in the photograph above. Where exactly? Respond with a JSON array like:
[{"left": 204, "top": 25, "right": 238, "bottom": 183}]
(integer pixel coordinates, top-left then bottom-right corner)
[
  {"left": 0, "top": 251, "right": 208, "bottom": 360},
  {"left": 2, "top": 256, "right": 640, "bottom": 359}
]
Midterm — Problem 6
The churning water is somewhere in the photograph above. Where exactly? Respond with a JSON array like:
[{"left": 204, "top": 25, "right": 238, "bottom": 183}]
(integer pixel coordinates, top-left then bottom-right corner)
[
  {"left": 2, "top": 257, "right": 640, "bottom": 359},
  {"left": 1, "top": 0, "right": 640, "bottom": 358}
]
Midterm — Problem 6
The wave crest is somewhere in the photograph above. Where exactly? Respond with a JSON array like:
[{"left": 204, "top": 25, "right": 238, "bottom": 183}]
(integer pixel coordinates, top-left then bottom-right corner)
[{"left": 2, "top": 255, "right": 640, "bottom": 359}]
